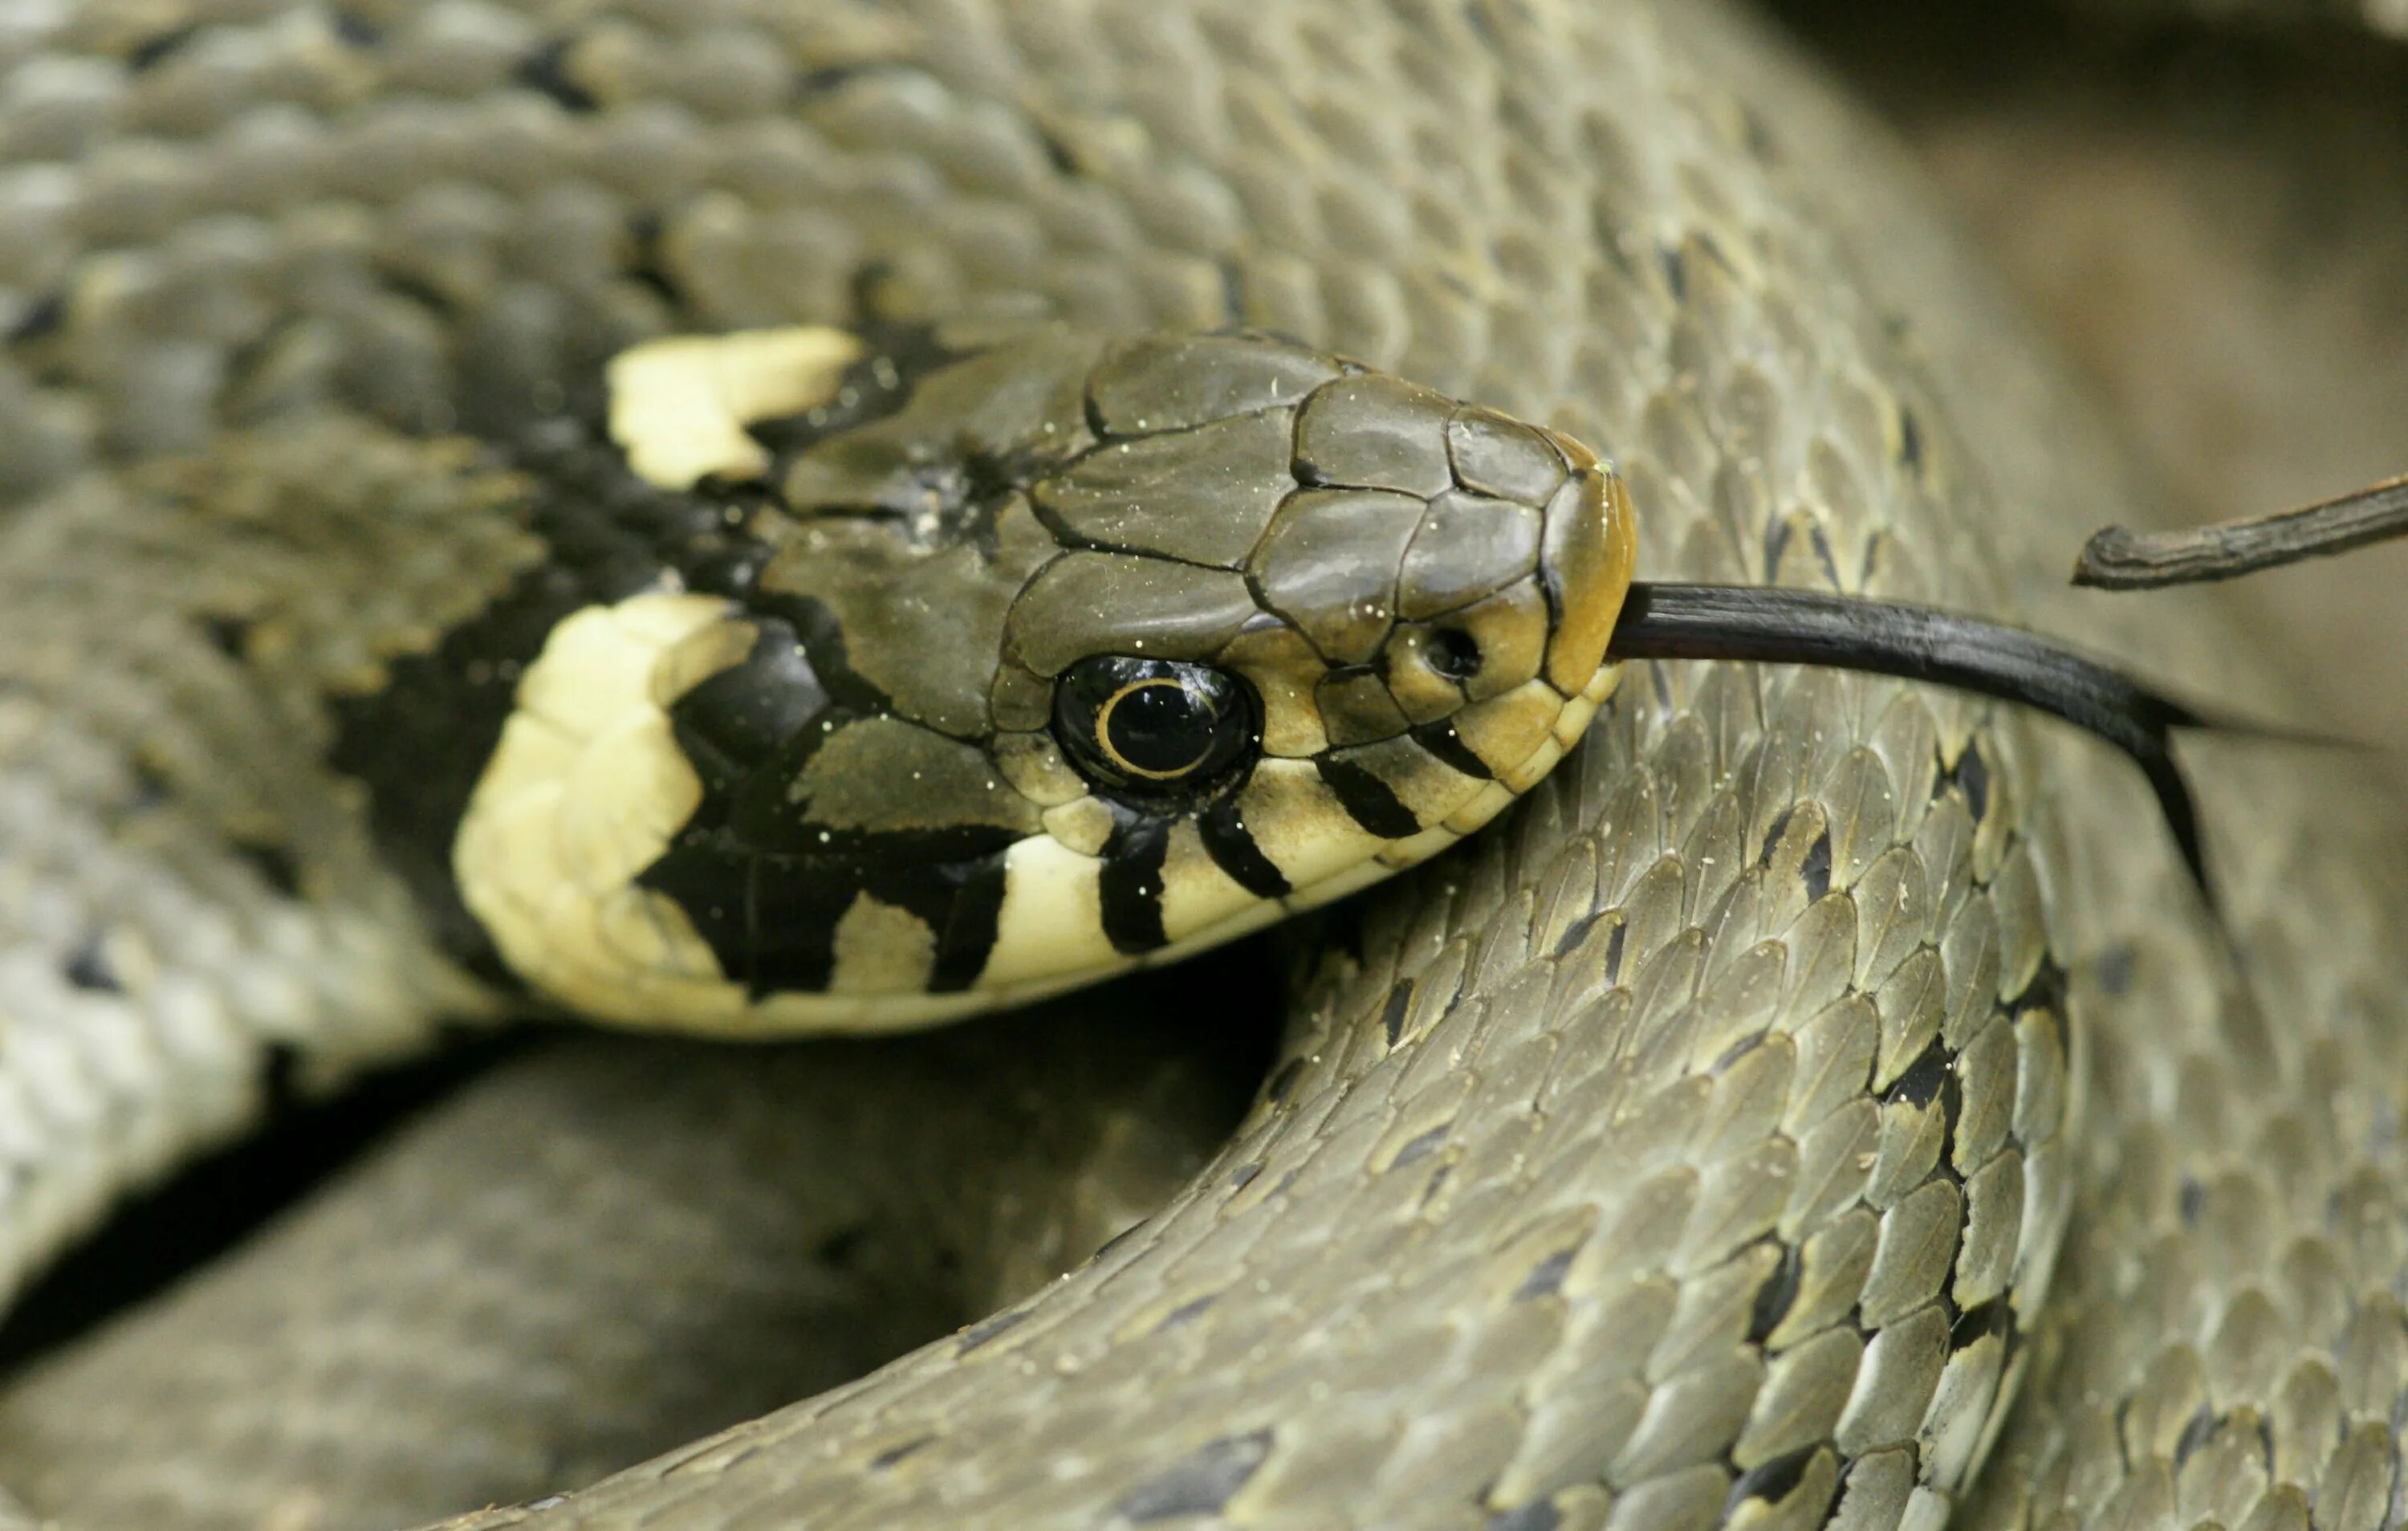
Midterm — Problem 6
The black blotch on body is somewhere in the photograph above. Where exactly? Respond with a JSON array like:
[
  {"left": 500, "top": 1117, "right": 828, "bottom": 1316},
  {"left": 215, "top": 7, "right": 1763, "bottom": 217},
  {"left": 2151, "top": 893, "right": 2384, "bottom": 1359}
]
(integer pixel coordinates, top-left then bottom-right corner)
[
  {"left": 199, "top": 613, "right": 250, "bottom": 660},
  {"left": 2095, "top": 943, "right": 2137, "bottom": 996},
  {"left": 1953, "top": 740, "right": 1991, "bottom": 823},
  {"left": 1216, "top": 258, "right": 1248, "bottom": 324},
  {"left": 795, "top": 63, "right": 914, "bottom": 98},
  {"left": 124, "top": 760, "right": 172, "bottom": 813},
  {"left": 378, "top": 271, "right": 456, "bottom": 317},
  {"left": 1390, "top": 1125, "right": 1447, "bottom": 1167},
  {"left": 1886, "top": 1039, "right": 1951, "bottom": 1113},
  {"left": 514, "top": 39, "right": 598, "bottom": 111},
  {"left": 6, "top": 292, "right": 63, "bottom": 345},
  {"left": 1645, "top": 660, "right": 1674, "bottom": 712},
  {"left": 868, "top": 1436, "right": 934, "bottom": 1472},
  {"left": 1033, "top": 127, "right": 1080, "bottom": 177},
  {"left": 1747, "top": 1243, "right": 1803, "bottom": 1343},
  {"left": 1763, "top": 516, "right": 1793, "bottom": 581},
  {"left": 1760, "top": 807, "right": 1796, "bottom": 868},
  {"left": 1737, "top": 102, "right": 1779, "bottom": 165},
  {"left": 2008, "top": 955, "right": 2071, "bottom": 1021},
  {"left": 63, "top": 934, "right": 120, "bottom": 994},
  {"left": 1758, "top": 806, "right": 1839, "bottom": 906},
  {"left": 127, "top": 25, "right": 196, "bottom": 70},
  {"left": 1551, "top": 911, "right": 1601, "bottom": 962},
  {"left": 233, "top": 840, "right": 302, "bottom": 899},
  {"left": 1801, "top": 829, "right": 1833, "bottom": 900},
  {"left": 1888, "top": 1040, "right": 1965, "bottom": 1184},
  {"left": 1727, "top": 1448, "right": 1820, "bottom": 1512},
  {"left": 2172, "top": 1403, "right": 2220, "bottom": 1468},
  {"left": 1713, "top": 1030, "right": 1769, "bottom": 1073},
  {"left": 1486, "top": 1505, "right": 1562, "bottom": 1531},
  {"left": 622, "top": 213, "right": 682, "bottom": 309},
  {"left": 1316, "top": 755, "right": 1422, "bottom": 841},
  {"left": 1807, "top": 523, "right": 1844, "bottom": 589},
  {"left": 1898, "top": 405, "right": 1926, "bottom": 475},
  {"left": 1602, "top": 919, "right": 1629, "bottom": 984},
  {"left": 1116, "top": 1429, "right": 1276, "bottom": 1524},
  {"left": 1658, "top": 243, "right": 1688, "bottom": 301},
  {"left": 1157, "top": 1295, "right": 1217, "bottom": 1332},
  {"left": 1885, "top": 1036, "right": 1967, "bottom": 1171},
  {"left": 1515, "top": 1247, "right": 1575, "bottom": 1301},
  {"left": 1950, "top": 1298, "right": 2013, "bottom": 1354},
  {"left": 1379, "top": 983, "right": 1414, "bottom": 1047}
]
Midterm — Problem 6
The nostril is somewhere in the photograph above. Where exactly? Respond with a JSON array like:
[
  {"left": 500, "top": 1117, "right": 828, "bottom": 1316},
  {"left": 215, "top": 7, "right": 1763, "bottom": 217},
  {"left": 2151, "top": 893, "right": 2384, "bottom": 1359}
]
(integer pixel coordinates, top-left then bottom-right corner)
[{"left": 1426, "top": 627, "right": 1482, "bottom": 682}]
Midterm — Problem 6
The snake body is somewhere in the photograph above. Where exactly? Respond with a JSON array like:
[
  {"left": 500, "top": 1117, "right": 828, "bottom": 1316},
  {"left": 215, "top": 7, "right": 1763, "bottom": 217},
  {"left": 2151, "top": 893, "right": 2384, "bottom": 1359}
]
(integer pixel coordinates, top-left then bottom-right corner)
[{"left": 1, "top": 3, "right": 2405, "bottom": 1530}]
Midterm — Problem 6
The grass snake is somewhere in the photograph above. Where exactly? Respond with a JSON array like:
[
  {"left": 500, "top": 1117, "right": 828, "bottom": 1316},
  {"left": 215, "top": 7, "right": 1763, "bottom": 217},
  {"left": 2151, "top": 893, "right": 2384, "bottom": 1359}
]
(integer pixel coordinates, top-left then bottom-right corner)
[{"left": 0, "top": 2, "right": 2403, "bottom": 1529}]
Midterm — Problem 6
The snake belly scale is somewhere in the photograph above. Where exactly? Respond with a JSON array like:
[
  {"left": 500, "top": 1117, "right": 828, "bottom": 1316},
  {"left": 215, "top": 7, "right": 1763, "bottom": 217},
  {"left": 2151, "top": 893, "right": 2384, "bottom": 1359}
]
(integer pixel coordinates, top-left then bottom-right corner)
[{"left": 0, "top": 3, "right": 2404, "bottom": 1531}]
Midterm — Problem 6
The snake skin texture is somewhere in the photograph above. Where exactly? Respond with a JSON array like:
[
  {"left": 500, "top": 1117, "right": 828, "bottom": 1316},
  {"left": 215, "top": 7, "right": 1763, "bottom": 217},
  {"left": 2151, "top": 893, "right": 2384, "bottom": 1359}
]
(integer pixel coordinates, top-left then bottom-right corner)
[{"left": 0, "top": 2, "right": 2404, "bottom": 1529}]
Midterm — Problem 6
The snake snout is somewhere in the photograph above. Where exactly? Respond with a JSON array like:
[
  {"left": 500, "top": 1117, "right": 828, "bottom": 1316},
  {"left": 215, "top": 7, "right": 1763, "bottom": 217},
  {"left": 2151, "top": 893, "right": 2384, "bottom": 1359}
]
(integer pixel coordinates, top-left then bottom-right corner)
[
  {"left": 1535, "top": 441, "right": 1641, "bottom": 706},
  {"left": 1326, "top": 437, "right": 1633, "bottom": 815}
]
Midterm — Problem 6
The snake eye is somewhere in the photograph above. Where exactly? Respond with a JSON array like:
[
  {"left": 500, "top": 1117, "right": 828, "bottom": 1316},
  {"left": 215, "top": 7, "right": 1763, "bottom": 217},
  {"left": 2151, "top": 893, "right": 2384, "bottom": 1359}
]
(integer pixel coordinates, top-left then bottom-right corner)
[{"left": 1053, "top": 656, "right": 1258, "bottom": 798}]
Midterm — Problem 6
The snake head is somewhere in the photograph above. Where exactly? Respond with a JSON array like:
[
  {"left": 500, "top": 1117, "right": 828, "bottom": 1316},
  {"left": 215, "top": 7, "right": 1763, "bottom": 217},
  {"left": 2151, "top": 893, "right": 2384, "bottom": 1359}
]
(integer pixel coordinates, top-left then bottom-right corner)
[{"left": 457, "top": 328, "right": 1634, "bottom": 1032}]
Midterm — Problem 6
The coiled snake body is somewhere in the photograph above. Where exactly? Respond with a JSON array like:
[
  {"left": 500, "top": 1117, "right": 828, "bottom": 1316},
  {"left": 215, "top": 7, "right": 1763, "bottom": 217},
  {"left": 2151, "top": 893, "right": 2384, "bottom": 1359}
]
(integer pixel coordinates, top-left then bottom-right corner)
[{"left": 0, "top": 2, "right": 2403, "bottom": 1529}]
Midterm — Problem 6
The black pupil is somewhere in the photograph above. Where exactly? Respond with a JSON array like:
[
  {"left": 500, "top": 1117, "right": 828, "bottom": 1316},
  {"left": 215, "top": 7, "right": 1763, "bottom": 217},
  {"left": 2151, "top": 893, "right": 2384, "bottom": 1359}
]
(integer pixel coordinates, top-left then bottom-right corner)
[{"left": 1105, "top": 682, "right": 1215, "bottom": 774}]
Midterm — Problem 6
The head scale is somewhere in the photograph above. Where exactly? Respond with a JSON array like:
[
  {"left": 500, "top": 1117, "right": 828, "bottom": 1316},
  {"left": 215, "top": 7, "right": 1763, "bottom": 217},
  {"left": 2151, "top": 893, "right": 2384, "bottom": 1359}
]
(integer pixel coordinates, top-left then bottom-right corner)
[{"left": 456, "top": 328, "right": 1636, "bottom": 1032}]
